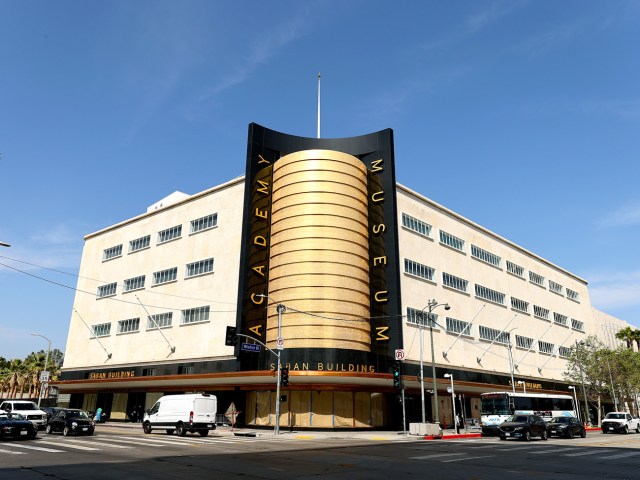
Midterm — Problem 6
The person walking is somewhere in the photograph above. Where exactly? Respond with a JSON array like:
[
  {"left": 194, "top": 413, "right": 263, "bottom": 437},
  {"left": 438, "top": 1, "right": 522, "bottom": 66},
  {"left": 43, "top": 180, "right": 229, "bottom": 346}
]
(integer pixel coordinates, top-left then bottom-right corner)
[
  {"left": 455, "top": 414, "right": 461, "bottom": 434},
  {"left": 94, "top": 407, "right": 102, "bottom": 423}
]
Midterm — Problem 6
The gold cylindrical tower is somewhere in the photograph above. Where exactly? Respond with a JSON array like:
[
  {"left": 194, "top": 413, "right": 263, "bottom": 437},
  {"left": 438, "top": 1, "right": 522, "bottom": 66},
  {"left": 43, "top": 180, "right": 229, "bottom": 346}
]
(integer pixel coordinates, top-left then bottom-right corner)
[{"left": 268, "top": 149, "right": 370, "bottom": 351}]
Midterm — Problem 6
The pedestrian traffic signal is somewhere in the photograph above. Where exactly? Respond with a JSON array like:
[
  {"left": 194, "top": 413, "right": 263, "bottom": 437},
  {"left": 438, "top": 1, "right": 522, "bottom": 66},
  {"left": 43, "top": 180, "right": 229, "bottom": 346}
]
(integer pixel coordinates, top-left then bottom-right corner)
[
  {"left": 225, "top": 326, "right": 238, "bottom": 346},
  {"left": 281, "top": 367, "right": 289, "bottom": 387},
  {"left": 392, "top": 362, "right": 402, "bottom": 389}
]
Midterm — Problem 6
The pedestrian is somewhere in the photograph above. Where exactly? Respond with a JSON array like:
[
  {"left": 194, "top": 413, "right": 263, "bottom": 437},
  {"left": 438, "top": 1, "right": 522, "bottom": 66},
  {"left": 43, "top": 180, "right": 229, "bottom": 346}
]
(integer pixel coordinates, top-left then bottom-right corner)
[
  {"left": 94, "top": 407, "right": 102, "bottom": 423},
  {"left": 455, "top": 414, "right": 461, "bottom": 434},
  {"left": 129, "top": 407, "right": 137, "bottom": 423},
  {"left": 138, "top": 406, "right": 143, "bottom": 422}
]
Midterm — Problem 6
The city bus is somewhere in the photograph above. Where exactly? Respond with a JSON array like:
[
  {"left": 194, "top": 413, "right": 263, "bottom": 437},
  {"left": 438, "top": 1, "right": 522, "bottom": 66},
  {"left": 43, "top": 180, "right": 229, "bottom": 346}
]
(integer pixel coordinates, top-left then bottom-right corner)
[{"left": 480, "top": 392, "right": 577, "bottom": 436}]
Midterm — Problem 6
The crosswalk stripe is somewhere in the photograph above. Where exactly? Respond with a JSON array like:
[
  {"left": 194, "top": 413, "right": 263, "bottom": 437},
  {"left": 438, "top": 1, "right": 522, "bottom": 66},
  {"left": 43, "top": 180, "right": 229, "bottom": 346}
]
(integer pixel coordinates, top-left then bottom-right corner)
[
  {"left": 37, "top": 440, "right": 101, "bottom": 451},
  {"left": 602, "top": 451, "right": 640, "bottom": 460},
  {"left": 411, "top": 452, "right": 465, "bottom": 460},
  {"left": 5, "top": 443, "right": 65, "bottom": 453},
  {"left": 66, "top": 439, "right": 131, "bottom": 449},
  {"left": 0, "top": 448, "right": 26, "bottom": 455},
  {"left": 530, "top": 447, "right": 580, "bottom": 454},
  {"left": 97, "top": 437, "right": 168, "bottom": 447},
  {"left": 442, "top": 455, "right": 494, "bottom": 463},
  {"left": 564, "top": 449, "right": 616, "bottom": 457}
]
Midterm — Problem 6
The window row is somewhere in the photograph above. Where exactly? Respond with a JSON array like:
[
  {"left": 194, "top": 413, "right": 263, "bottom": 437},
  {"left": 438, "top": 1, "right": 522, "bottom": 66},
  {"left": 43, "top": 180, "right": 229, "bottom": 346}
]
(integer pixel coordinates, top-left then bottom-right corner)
[
  {"left": 96, "top": 258, "right": 215, "bottom": 298},
  {"left": 102, "top": 213, "right": 218, "bottom": 261},
  {"left": 401, "top": 211, "right": 581, "bottom": 303},
  {"left": 90, "top": 305, "right": 211, "bottom": 337}
]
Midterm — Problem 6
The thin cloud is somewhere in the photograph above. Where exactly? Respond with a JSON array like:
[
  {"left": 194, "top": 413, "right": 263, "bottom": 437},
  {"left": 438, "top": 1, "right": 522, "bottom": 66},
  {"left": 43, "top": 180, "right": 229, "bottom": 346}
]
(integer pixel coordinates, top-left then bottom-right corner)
[
  {"left": 514, "top": 19, "right": 585, "bottom": 58},
  {"left": 588, "top": 269, "right": 640, "bottom": 310},
  {"left": 599, "top": 202, "right": 640, "bottom": 228}
]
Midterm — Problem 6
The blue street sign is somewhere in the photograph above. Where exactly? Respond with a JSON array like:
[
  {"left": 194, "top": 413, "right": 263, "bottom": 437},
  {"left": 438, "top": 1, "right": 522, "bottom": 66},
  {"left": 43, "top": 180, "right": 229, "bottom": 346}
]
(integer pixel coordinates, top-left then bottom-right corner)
[{"left": 241, "top": 342, "right": 261, "bottom": 352}]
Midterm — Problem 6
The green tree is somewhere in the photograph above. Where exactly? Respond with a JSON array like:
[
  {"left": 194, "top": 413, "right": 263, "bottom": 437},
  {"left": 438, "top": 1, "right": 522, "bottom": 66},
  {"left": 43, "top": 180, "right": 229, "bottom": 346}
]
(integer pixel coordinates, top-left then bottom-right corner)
[{"left": 616, "top": 326, "right": 635, "bottom": 349}]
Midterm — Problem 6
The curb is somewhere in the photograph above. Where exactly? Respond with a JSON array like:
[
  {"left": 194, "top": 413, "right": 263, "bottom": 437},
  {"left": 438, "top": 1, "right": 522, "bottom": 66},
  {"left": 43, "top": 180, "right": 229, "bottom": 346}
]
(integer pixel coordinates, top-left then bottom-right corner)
[{"left": 424, "top": 433, "right": 482, "bottom": 440}]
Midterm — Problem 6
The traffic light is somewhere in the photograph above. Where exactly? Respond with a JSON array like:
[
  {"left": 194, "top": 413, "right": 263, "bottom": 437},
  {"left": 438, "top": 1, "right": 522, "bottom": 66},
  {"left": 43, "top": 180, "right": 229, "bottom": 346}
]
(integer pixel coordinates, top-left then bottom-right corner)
[
  {"left": 281, "top": 367, "right": 289, "bottom": 387},
  {"left": 225, "top": 326, "right": 238, "bottom": 346},
  {"left": 392, "top": 362, "right": 402, "bottom": 389}
]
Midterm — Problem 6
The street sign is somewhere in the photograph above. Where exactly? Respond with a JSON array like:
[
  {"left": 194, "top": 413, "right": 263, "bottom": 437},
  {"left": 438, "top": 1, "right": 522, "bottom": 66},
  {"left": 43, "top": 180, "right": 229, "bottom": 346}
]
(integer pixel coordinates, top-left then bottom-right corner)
[
  {"left": 395, "top": 349, "right": 405, "bottom": 361},
  {"left": 40, "top": 371, "right": 50, "bottom": 382},
  {"left": 241, "top": 342, "right": 261, "bottom": 352},
  {"left": 276, "top": 336, "right": 284, "bottom": 350}
]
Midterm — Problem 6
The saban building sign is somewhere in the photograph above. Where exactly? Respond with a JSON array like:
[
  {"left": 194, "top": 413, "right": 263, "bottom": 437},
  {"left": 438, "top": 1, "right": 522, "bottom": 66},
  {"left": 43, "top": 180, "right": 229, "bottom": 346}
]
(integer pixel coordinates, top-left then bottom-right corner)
[{"left": 235, "top": 124, "right": 402, "bottom": 372}]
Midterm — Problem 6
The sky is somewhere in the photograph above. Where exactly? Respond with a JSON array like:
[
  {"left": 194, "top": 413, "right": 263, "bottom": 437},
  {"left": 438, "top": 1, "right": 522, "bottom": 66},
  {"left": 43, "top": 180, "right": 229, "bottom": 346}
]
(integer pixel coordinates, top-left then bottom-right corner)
[{"left": 1, "top": 0, "right": 639, "bottom": 361}]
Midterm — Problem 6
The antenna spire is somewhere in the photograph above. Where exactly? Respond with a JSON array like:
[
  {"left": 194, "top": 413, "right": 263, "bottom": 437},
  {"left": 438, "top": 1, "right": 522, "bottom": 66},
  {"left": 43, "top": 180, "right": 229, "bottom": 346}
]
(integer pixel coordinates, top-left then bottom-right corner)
[{"left": 317, "top": 72, "right": 321, "bottom": 138}]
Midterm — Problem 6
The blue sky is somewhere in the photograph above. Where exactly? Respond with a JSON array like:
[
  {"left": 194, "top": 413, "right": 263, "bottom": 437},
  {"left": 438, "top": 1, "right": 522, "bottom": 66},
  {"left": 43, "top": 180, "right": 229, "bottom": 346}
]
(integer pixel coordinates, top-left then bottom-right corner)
[{"left": 1, "top": 0, "right": 639, "bottom": 360}]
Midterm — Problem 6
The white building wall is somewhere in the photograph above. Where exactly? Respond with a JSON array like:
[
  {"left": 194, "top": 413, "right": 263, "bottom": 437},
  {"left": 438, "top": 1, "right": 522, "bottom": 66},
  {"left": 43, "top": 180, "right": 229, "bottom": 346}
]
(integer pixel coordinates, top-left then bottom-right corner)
[
  {"left": 397, "top": 185, "right": 593, "bottom": 383},
  {"left": 63, "top": 179, "right": 245, "bottom": 370}
]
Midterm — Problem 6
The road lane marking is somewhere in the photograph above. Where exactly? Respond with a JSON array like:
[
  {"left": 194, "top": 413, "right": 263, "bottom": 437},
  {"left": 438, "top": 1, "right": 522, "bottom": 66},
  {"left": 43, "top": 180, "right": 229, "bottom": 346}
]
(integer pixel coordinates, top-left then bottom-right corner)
[
  {"left": 530, "top": 448, "right": 580, "bottom": 454},
  {"left": 602, "top": 451, "right": 640, "bottom": 460},
  {"left": 96, "top": 437, "right": 168, "bottom": 447},
  {"left": 66, "top": 439, "right": 131, "bottom": 449},
  {"left": 411, "top": 452, "right": 466, "bottom": 460},
  {"left": 442, "top": 455, "right": 494, "bottom": 463},
  {"left": 37, "top": 440, "right": 100, "bottom": 451},
  {"left": 563, "top": 449, "right": 616, "bottom": 457},
  {"left": 0, "top": 448, "right": 26, "bottom": 455},
  {"left": 5, "top": 443, "right": 65, "bottom": 453}
]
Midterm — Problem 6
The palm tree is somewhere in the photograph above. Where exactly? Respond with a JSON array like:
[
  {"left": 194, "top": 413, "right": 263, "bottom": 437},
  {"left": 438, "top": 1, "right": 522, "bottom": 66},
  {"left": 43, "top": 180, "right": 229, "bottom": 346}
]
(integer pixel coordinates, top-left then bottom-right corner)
[
  {"left": 630, "top": 329, "right": 640, "bottom": 351},
  {"left": 616, "top": 326, "right": 635, "bottom": 349},
  {"left": 6, "top": 359, "right": 26, "bottom": 398}
]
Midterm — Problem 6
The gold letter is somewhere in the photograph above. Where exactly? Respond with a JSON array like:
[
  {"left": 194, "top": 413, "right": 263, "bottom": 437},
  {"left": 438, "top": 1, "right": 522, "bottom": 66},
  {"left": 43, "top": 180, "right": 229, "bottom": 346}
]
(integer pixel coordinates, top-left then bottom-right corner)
[
  {"left": 374, "top": 291, "right": 388, "bottom": 302},
  {"left": 372, "top": 223, "right": 386, "bottom": 234},
  {"left": 370, "top": 159, "right": 383, "bottom": 173},
  {"left": 252, "top": 265, "right": 265, "bottom": 277},
  {"left": 371, "top": 191, "right": 384, "bottom": 203},
  {"left": 255, "top": 208, "right": 268, "bottom": 219},
  {"left": 249, "top": 325, "right": 262, "bottom": 337},
  {"left": 258, "top": 154, "right": 270, "bottom": 165},
  {"left": 250, "top": 293, "right": 264, "bottom": 305},
  {"left": 373, "top": 256, "right": 387, "bottom": 267},
  {"left": 254, "top": 236, "right": 266, "bottom": 247},
  {"left": 376, "top": 326, "right": 389, "bottom": 342},
  {"left": 256, "top": 179, "right": 269, "bottom": 195}
]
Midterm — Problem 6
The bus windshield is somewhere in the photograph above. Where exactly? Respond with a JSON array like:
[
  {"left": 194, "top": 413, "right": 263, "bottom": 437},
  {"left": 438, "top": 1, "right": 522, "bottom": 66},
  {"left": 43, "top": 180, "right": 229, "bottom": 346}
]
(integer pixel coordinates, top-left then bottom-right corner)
[{"left": 480, "top": 394, "right": 510, "bottom": 415}]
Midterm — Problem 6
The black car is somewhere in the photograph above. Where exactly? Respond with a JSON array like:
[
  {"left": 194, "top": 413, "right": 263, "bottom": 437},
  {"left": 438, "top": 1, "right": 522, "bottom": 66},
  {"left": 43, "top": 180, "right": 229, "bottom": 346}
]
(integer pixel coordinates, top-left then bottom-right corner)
[
  {"left": 43, "top": 407, "right": 65, "bottom": 425},
  {"left": 547, "top": 416, "right": 586, "bottom": 438},
  {"left": 0, "top": 412, "right": 38, "bottom": 440},
  {"left": 45, "top": 409, "right": 95, "bottom": 436},
  {"left": 498, "top": 414, "right": 548, "bottom": 441}
]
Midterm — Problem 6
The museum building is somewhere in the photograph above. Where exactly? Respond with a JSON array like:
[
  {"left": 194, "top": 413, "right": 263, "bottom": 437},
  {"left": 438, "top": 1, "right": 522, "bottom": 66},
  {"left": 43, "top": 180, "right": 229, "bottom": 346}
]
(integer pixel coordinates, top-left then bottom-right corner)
[{"left": 56, "top": 124, "right": 628, "bottom": 428}]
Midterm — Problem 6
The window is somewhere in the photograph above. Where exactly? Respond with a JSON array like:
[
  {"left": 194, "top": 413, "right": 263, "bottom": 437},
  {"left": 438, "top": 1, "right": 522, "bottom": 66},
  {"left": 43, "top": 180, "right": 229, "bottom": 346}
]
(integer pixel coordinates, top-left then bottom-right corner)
[
  {"left": 567, "top": 288, "right": 580, "bottom": 302},
  {"left": 129, "top": 235, "right": 151, "bottom": 253},
  {"left": 404, "top": 259, "right": 435, "bottom": 282},
  {"left": 117, "top": 317, "right": 140, "bottom": 334},
  {"left": 553, "top": 312, "right": 568, "bottom": 327},
  {"left": 515, "top": 335, "right": 533, "bottom": 349},
  {"left": 401, "top": 213, "right": 432, "bottom": 237},
  {"left": 529, "top": 271, "right": 545, "bottom": 287},
  {"left": 147, "top": 312, "right": 173, "bottom": 329},
  {"left": 91, "top": 323, "right": 111, "bottom": 337},
  {"left": 181, "top": 305, "right": 210, "bottom": 325},
  {"left": 471, "top": 245, "right": 501, "bottom": 268},
  {"left": 533, "top": 305, "right": 550, "bottom": 320},
  {"left": 446, "top": 317, "right": 472, "bottom": 336},
  {"left": 153, "top": 267, "right": 178, "bottom": 285},
  {"left": 103, "top": 244, "right": 122, "bottom": 261},
  {"left": 191, "top": 213, "right": 218, "bottom": 234},
  {"left": 158, "top": 225, "right": 182, "bottom": 244},
  {"left": 549, "top": 280, "right": 563, "bottom": 295},
  {"left": 97, "top": 282, "right": 117, "bottom": 298},
  {"left": 186, "top": 258, "right": 214, "bottom": 278},
  {"left": 442, "top": 272, "right": 468, "bottom": 293},
  {"left": 439, "top": 230, "right": 465, "bottom": 252},
  {"left": 506, "top": 260, "right": 525, "bottom": 278},
  {"left": 479, "top": 325, "right": 510, "bottom": 344},
  {"left": 571, "top": 318, "right": 584, "bottom": 332},
  {"left": 538, "top": 340, "right": 555, "bottom": 355},
  {"left": 406, "top": 307, "right": 438, "bottom": 328},
  {"left": 510, "top": 297, "right": 529, "bottom": 313},
  {"left": 475, "top": 284, "right": 505, "bottom": 305},
  {"left": 179, "top": 366, "right": 194, "bottom": 374},
  {"left": 558, "top": 346, "right": 572, "bottom": 358},
  {"left": 123, "top": 275, "right": 145, "bottom": 292},
  {"left": 142, "top": 368, "right": 156, "bottom": 376}
]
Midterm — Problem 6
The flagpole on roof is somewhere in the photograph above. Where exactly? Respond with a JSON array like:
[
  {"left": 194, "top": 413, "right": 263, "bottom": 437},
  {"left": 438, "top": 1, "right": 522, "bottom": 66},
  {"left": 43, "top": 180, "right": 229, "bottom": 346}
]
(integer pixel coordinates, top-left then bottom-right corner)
[{"left": 317, "top": 72, "right": 321, "bottom": 138}]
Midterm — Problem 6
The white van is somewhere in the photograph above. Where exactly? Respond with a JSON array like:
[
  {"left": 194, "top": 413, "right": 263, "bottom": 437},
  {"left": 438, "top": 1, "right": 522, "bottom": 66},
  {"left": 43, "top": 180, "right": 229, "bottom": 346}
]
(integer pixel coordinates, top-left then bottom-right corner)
[{"left": 142, "top": 394, "right": 217, "bottom": 436}]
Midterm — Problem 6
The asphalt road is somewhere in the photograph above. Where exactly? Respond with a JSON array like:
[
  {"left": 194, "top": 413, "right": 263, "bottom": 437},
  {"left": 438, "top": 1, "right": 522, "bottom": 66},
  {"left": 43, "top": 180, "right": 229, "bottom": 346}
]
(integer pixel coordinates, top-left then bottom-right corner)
[{"left": 2, "top": 426, "right": 640, "bottom": 479}]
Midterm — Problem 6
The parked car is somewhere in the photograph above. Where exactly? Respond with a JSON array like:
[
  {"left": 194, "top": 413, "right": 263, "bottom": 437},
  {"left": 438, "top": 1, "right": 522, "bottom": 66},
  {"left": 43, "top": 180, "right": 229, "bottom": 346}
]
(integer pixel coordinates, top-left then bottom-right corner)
[
  {"left": 601, "top": 412, "right": 640, "bottom": 434},
  {"left": 0, "top": 412, "right": 38, "bottom": 440},
  {"left": 547, "top": 416, "right": 586, "bottom": 438},
  {"left": 0, "top": 400, "right": 47, "bottom": 430},
  {"left": 45, "top": 409, "right": 95, "bottom": 436},
  {"left": 498, "top": 414, "right": 548, "bottom": 441},
  {"left": 43, "top": 407, "right": 65, "bottom": 425}
]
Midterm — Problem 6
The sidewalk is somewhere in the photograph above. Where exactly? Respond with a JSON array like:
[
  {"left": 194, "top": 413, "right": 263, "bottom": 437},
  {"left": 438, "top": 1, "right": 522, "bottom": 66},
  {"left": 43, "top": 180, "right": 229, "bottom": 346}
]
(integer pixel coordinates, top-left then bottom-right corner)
[{"left": 98, "top": 421, "right": 482, "bottom": 441}]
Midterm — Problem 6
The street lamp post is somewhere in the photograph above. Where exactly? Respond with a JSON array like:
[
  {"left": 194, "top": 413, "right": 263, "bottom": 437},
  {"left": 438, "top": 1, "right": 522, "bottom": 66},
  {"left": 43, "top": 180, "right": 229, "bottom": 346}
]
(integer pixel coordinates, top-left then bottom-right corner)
[
  {"left": 568, "top": 386, "right": 580, "bottom": 422},
  {"left": 517, "top": 380, "right": 526, "bottom": 393},
  {"left": 444, "top": 373, "right": 456, "bottom": 432},
  {"left": 30, "top": 333, "right": 51, "bottom": 407},
  {"left": 418, "top": 300, "right": 450, "bottom": 425}
]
